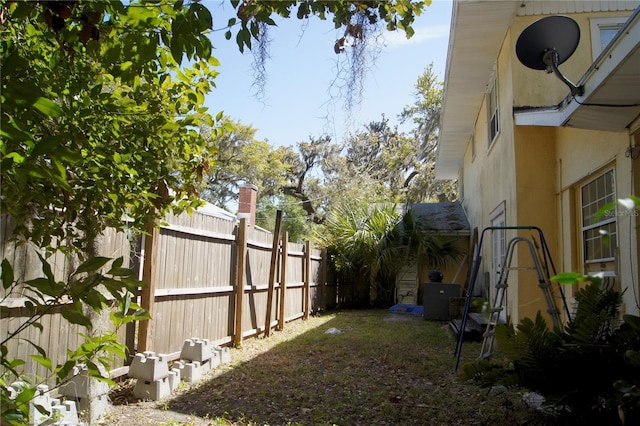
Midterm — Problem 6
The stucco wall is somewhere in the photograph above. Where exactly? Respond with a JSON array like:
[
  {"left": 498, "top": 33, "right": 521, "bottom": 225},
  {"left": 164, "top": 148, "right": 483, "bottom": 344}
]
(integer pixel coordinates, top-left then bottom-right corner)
[
  {"left": 513, "top": 126, "right": 560, "bottom": 322},
  {"left": 555, "top": 127, "right": 638, "bottom": 316},
  {"left": 458, "top": 6, "right": 639, "bottom": 323}
]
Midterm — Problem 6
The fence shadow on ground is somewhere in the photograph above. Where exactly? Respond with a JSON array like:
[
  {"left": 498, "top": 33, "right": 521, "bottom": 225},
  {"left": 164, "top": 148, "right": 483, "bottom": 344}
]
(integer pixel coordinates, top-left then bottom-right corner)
[{"left": 155, "top": 310, "right": 549, "bottom": 426}]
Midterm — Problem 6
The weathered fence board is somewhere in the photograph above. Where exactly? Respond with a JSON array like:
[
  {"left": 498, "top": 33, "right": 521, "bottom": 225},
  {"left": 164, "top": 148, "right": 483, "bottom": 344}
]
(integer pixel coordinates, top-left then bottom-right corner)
[{"left": 2, "top": 207, "right": 329, "bottom": 387}]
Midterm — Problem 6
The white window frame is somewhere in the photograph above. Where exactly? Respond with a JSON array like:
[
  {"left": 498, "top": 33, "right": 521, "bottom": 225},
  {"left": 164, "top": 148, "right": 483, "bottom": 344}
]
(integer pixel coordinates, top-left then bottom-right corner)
[
  {"left": 580, "top": 169, "right": 618, "bottom": 265},
  {"left": 470, "top": 133, "right": 476, "bottom": 162},
  {"left": 589, "top": 17, "right": 627, "bottom": 60},
  {"left": 487, "top": 78, "right": 499, "bottom": 150}
]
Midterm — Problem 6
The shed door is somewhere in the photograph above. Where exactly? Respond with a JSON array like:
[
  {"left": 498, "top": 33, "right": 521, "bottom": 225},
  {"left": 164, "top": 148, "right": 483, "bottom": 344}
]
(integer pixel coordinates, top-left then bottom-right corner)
[{"left": 396, "top": 263, "right": 419, "bottom": 305}]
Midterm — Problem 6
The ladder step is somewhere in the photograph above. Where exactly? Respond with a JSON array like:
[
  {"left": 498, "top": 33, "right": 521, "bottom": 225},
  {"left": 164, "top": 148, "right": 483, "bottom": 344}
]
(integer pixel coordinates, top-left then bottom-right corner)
[
  {"left": 483, "top": 330, "right": 495, "bottom": 338},
  {"left": 479, "top": 352, "right": 493, "bottom": 360},
  {"left": 506, "top": 266, "right": 537, "bottom": 271},
  {"left": 489, "top": 307, "right": 503, "bottom": 313}
]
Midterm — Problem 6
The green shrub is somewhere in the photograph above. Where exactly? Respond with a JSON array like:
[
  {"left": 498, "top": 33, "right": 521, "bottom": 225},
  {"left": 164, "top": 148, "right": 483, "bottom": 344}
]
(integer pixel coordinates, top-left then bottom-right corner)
[{"left": 461, "top": 277, "right": 640, "bottom": 424}]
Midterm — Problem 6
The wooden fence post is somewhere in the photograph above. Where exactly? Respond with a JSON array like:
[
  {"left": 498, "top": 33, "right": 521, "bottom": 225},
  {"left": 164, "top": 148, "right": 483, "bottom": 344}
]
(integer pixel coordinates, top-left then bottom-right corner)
[
  {"left": 278, "top": 231, "right": 289, "bottom": 331},
  {"left": 138, "top": 220, "right": 158, "bottom": 353},
  {"left": 303, "top": 240, "right": 311, "bottom": 320},
  {"left": 233, "top": 218, "right": 247, "bottom": 348},
  {"left": 264, "top": 210, "right": 283, "bottom": 337},
  {"left": 321, "top": 248, "right": 327, "bottom": 312}
]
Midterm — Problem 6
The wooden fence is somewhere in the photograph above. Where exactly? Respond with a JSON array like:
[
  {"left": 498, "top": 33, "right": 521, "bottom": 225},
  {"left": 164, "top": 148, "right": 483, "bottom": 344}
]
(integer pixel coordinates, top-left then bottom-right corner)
[{"left": 1, "top": 207, "right": 328, "bottom": 385}]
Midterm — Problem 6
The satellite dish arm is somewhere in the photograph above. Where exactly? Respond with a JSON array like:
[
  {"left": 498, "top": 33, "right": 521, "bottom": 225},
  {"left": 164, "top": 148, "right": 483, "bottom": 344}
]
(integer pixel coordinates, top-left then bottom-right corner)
[{"left": 542, "top": 49, "right": 585, "bottom": 97}]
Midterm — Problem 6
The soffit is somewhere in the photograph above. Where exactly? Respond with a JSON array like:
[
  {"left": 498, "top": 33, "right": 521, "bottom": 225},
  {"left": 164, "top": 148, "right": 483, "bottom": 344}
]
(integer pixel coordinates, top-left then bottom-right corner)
[{"left": 435, "top": 0, "right": 520, "bottom": 179}]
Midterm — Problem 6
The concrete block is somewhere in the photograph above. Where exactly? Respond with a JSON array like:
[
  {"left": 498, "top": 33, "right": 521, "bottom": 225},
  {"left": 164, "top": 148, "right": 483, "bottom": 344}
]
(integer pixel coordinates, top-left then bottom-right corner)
[
  {"left": 180, "top": 338, "right": 213, "bottom": 363},
  {"left": 168, "top": 369, "right": 180, "bottom": 393},
  {"left": 29, "top": 384, "right": 52, "bottom": 426},
  {"left": 133, "top": 376, "right": 172, "bottom": 401},
  {"left": 128, "top": 352, "right": 170, "bottom": 382},
  {"left": 180, "top": 361, "right": 203, "bottom": 383},
  {"left": 68, "top": 392, "right": 110, "bottom": 423},
  {"left": 214, "top": 346, "right": 231, "bottom": 364},
  {"left": 59, "top": 364, "right": 109, "bottom": 399},
  {"left": 208, "top": 350, "right": 221, "bottom": 368},
  {"left": 51, "top": 400, "right": 79, "bottom": 425}
]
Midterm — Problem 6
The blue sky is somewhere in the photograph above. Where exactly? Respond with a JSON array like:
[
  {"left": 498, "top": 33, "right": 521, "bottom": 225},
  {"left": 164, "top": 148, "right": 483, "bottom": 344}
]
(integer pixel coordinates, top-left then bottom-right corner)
[{"left": 204, "top": 0, "right": 452, "bottom": 148}]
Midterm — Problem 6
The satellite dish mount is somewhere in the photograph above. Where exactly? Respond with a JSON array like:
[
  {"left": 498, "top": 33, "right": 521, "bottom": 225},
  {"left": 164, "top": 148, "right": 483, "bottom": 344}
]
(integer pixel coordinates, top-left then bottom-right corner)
[{"left": 516, "top": 16, "right": 585, "bottom": 97}]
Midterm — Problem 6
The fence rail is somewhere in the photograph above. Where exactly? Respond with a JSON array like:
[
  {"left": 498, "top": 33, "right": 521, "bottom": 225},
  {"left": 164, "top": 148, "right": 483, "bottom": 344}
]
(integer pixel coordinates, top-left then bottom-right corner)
[{"left": 1, "top": 208, "right": 328, "bottom": 387}]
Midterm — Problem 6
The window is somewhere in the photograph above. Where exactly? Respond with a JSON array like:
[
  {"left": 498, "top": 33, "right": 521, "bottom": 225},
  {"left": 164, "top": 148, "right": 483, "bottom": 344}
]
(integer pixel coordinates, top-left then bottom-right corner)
[
  {"left": 487, "top": 79, "right": 499, "bottom": 148},
  {"left": 581, "top": 169, "right": 617, "bottom": 264},
  {"left": 590, "top": 17, "right": 627, "bottom": 59}
]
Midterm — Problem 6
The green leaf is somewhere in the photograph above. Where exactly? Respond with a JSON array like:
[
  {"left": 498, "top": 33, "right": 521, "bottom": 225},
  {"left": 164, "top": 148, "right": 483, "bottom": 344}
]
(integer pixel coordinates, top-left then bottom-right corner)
[
  {"left": 32, "top": 97, "right": 63, "bottom": 117},
  {"left": 550, "top": 272, "right": 587, "bottom": 285},
  {"left": 61, "top": 307, "right": 93, "bottom": 328},
  {"left": 36, "top": 252, "right": 54, "bottom": 281},
  {"left": 14, "top": 387, "right": 37, "bottom": 404},
  {"left": 623, "top": 314, "right": 640, "bottom": 331},
  {"left": 30, "top": 355, "right": 53, "bottom": 371},
  {"left": 626, "top": 350, "right": 640, "bottom": 368},
  {"left": 74, "top": 257, "right": 111, "bottom": 275},
  {"left": 170, "top": 34, "right": 184, "bottom": 65},
  {"left": 2, "top": 259, "right": 14, "bottom": 289},
  {"left": 191, "top": 3, "right": 212, "bottom": 30}
]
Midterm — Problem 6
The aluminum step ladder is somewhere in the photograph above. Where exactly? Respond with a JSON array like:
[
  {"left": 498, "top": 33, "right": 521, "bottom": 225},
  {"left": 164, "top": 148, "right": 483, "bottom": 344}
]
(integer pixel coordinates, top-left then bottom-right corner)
[
  {"left": 454, "top": 226, "right": 571, "bottom": 371},
  {"left": 479, "top": 236, "right": 562, "bottom": 361}
]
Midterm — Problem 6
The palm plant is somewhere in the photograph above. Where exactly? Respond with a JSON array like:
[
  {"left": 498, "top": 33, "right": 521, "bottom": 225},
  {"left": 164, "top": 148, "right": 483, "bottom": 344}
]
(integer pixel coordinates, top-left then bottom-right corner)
[{"left": 316, "top": 203, "right": 463, "bottom": 307}]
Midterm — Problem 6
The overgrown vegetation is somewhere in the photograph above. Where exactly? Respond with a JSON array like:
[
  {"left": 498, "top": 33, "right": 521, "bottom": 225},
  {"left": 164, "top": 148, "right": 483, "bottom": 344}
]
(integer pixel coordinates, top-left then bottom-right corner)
[
  {"left": 461, "top": 275, "right": 640, "bottom": 425},
  {"left": 315, "top": 203, "right": 462, "bottom": 307}
]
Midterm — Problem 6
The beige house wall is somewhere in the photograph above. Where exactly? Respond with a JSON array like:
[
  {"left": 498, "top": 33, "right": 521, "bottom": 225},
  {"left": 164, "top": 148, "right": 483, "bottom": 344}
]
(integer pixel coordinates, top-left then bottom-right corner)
[
  {"left": 513, "top": 126, "right": 560, "bottom": 322},
  {"left": 555, "top": 127, "right": 638, "bottom": 315},
  {"left": 458, "top": 8, "right": 639, "bottom": 323},
  {"left": 461, "top": 34, "right": 525, "bottom": 321}
]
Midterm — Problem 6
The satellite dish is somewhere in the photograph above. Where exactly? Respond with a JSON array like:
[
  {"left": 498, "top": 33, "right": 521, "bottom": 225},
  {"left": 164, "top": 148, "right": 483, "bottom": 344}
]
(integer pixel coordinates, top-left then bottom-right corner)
[{"left": 516, "top": 16, "right": 584, "bottom": 96}]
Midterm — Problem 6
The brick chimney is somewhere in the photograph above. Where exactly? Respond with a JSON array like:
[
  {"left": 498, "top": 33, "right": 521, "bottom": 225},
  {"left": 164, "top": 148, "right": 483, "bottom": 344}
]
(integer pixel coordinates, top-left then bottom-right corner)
[{"left": 237, "top": 183, "right": 258, "bottom": 227}]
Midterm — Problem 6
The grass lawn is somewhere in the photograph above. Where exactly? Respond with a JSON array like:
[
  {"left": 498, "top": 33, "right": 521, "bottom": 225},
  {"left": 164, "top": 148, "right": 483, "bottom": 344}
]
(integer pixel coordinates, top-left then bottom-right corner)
[{"left": 106, "top": 309, "right": 552, "bottom": 425}]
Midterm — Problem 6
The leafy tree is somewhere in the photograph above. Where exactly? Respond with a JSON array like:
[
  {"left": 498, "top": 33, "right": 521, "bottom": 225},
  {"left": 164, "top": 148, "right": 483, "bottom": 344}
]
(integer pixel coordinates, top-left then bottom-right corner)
[
  {"left": 256, "top": 195, "right": 316, "bottom": 243},
  {"left": 399, "top": 63, "right": 457, "bottom": 201},
  {"left": 260, "top": 67, "right": 456, "bottom": 224},
  {"left": 2, "top": 1, "right": 217, "bottom": 421},
  {"left": 1, "top": 1, "right": 218, "bottom": 252},
  {"left": 1, "top": 1, "right": 431, "bottom": 422},
  {"left": 199, "top": 117, "right": 290, "bottom": 208}
]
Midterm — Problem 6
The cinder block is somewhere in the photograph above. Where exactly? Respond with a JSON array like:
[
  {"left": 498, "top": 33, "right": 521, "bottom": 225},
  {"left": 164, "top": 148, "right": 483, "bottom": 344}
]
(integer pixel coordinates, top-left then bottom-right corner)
[
  {"left": 29, "top": 384, "right": 52, "bottom": 426},
  {"left": 168, "top": 369, "right": 180, "bottom": 392},
  {"left": 51, "top": 400, "right": 79, "bottom": 425},
  {"left": 180, "top": 338, "right": 213, "bottom": 363},
  {"left": 59, "top": 364, "right": 109, "bottom": 399},
  {"left": 128, "top": 352, "right": 170, "bottom": 382},
  {"left": 181, "top": 361, "right": 203, "bottom": 383},
  {"left": 133, "top": 376, "right": 172, "bottom": 401},
  {"left": 208, "top": 350, "right": 221, "bottom": 369},
  {"left": 68, "top": 393, "right": 110, "bottom": 423},
  {"left": 214, "top": 346, "right": 231, "bottom": 364}
]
